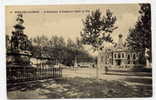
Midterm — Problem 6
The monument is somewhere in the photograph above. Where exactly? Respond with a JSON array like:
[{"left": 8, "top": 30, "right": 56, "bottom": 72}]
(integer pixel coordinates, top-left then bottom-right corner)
[{"left": 7, "top": 14, "right": 32, "bottom": 65}]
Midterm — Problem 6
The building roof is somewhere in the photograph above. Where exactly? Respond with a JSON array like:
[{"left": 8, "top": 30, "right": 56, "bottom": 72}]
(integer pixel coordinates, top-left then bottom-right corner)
[{"left": 102, "top": 34, "right": 143, "bottom": 53}]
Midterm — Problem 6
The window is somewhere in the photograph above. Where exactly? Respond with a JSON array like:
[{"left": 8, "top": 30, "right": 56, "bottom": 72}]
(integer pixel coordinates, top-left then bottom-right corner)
[
  {"left": 133, "top": 54, "right": 136, "bottom": 59},
  {"left": 114, "top": 54, "right": 116, "bottom": 58},
  {"left": 122, "top": 53, "right": 124, "bottom": 58},
  {"left": 118, "top": 53, "right": 120, "bottom": 58},
  {"left": 127, "top": 54, "right": 130, "bottom": 64},
  {"left": 127, "top": 54, "right": 130, "bottom": 59}
]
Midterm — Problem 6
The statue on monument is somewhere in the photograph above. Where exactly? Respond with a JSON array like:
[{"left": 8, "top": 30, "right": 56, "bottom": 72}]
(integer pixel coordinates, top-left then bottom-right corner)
[{"left": 145, "top": 48, "right": 151, "bottom": 68}]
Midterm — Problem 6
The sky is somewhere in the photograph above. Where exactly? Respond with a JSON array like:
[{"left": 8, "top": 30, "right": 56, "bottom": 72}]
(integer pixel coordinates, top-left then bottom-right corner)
[
  {"left": 6, "top": 4, "right": 140, "bottom": 55},
  {"left": 6, "top": 4, "right": 140, "bottom": 41}
]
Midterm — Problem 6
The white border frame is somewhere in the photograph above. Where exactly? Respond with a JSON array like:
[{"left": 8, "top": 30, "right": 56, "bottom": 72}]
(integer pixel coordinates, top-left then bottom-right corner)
[{"left": 0, "top": 0, "right": 155, "bottom": 100}]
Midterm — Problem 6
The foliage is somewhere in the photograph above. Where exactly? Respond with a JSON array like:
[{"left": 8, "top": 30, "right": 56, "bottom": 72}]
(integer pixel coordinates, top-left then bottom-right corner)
[
  {"left": 127, "top": 4, "right": 151, "bottom": 50},
  {"left": 30, "top": 35, "right": 94, "bottom": 66},
  {"left": 81, "top": 9, "right": 117, "bottom": 51},
  {"left": 126, "top": 4, "right": 151, "bottom": 61}
]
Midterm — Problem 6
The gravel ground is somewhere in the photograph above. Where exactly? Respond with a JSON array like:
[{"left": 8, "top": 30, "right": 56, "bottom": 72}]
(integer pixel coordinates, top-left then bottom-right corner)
[{"left": 7, "top": 68, "right": 152, "bottom": 99}]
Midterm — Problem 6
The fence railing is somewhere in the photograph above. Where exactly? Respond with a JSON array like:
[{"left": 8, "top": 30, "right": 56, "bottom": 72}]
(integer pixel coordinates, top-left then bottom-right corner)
[{"left": 7, "top": 66, "right": 62, "bottom": 83}]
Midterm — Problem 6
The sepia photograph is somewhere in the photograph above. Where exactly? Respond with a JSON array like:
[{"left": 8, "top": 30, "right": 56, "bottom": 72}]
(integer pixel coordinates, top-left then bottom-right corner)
[{"left": 5, "top": 4, "right": 152, "bottom": 99}]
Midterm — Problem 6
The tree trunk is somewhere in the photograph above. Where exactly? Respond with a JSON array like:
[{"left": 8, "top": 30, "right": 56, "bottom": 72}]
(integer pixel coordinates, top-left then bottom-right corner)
[{"left": 96, "top": 50, "right": 101, "bottom": 79}]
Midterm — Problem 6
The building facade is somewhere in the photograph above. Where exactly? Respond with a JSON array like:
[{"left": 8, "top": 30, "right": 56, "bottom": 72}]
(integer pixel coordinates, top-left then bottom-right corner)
[{"left": 99, "top": 34, "right": 144, "bottom": 70}]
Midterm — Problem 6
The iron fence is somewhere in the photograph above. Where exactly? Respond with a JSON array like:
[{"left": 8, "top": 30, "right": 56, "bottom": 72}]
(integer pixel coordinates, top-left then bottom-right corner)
[{"left": 7, "top": 66, "right": 62, "bottom": 83}]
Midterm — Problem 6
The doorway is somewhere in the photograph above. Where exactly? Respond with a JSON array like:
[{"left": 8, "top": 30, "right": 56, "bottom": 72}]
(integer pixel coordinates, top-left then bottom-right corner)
[{"left": 116, "top": 60, "right": 121, "bottom": 66}]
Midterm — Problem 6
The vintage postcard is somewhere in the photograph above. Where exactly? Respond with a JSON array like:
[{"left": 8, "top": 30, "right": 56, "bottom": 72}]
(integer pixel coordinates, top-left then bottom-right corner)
[{"left": 6, "top": 4, "right": 152, "bottom": 99}]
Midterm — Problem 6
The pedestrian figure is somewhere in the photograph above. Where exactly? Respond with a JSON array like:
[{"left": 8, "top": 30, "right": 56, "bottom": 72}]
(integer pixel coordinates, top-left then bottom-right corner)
[{"left": 105, "top": 66, "right": 108, "bottom": 74}]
